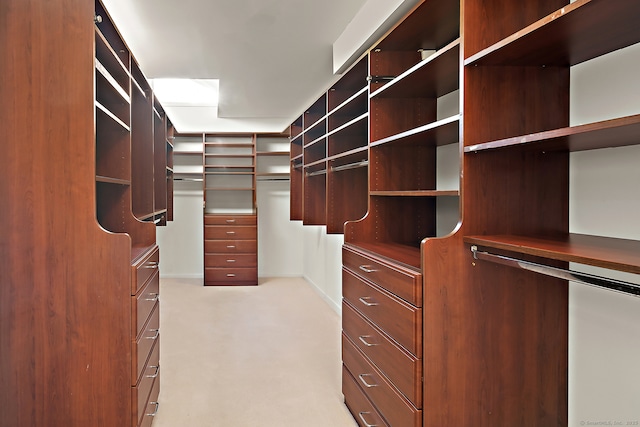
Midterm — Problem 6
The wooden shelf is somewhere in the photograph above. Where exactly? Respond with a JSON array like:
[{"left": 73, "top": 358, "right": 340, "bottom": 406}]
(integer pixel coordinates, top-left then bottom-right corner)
[
  {"left": 465, "top": 0, "right": 640, "bottom": 66},
  {"left": 256, "top": 151, "right": 289, "bottom": 156},
  {"left": 96, "top": 175, "right": 131, "bottom": 185},
  {"left": 371, "top": 39, "right": 460, "bottom": 99},
  {"left": 464, "top": 233, "right": 640, "bottom": 275},
  {"left": 464, "top": 114, "right": 640, "bottom": 152},
  {"left": 370, "top": 190, "right": 459, "bottom": 197},
  {"left": 370, "top": 115, "right": 460, "bottom": 148}
]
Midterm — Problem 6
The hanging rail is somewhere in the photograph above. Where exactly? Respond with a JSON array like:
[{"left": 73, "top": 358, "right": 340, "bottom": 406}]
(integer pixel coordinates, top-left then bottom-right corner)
[
  {"left": 470, "top": 245, "right": 640, "bottom": 297},
  {"left": 330, "top": 160, "right": 369, "bottom": 173},
  {"left": 306, "top": 169, "right": 327, "bottom": 177}
]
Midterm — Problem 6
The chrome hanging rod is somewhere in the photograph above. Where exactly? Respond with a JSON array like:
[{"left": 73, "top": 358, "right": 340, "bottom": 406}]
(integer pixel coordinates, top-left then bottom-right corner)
[
  {"left": 306, "top": 169, "right": 327, "bottom": 177},
  {"left": 174, "top": 177, "right": 203, "bottom": 182},
  {"left": 330, "top": 160, "right": 369, "bottom": 173},
  {"left": 470, "top": 245, "right": 640, "bottom": 297}
]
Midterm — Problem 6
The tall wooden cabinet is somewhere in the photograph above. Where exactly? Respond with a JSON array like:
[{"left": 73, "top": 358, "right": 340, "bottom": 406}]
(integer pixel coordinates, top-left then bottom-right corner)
[
  {"left": 2, "top": 1, "right": 167, "bottom": 425},
  {"left": 287, "top": 0, "right": 640, "bottom": 426}
]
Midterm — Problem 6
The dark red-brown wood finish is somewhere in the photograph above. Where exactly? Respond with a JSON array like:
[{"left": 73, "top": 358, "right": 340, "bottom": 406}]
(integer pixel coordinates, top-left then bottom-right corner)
[{"left": 1, "top": 0, "right": 134, "bottom": 425}]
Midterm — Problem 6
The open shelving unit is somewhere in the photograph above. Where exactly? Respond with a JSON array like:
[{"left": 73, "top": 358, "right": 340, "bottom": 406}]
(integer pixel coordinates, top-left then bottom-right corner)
[
  {"left": 2, "top": 1, "right": 168, "bottom": 425},
  {"left": 289, "top": 56, "right": 369, "bottom": 233}
]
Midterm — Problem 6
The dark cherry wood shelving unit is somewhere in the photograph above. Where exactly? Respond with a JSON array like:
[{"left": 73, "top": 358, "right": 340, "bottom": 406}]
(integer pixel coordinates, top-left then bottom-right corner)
[{"left": 2, "top": 1, "right": 170, "bottom": 426}]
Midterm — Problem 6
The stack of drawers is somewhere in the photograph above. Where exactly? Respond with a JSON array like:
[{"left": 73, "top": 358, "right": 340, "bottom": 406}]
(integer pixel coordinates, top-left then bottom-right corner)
[
  {"left": 341, "top": 244, "right": 423, "bottom": 427},
  {"left": 204, "top": 214, "right": 258, "bottom": 286},
  {"left": 131, "top": 246, "right": 161, "bottom": 427}
]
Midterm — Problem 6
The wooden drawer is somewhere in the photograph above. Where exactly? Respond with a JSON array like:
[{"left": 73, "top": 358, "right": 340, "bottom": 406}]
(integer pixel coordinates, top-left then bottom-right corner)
[
  {"left": 205, "top": 267, "right": 257, "bottom": 284},
  {"left": 342, "top": 301, "right": 422, "bottom": 408},
  {"left": 205, "top": 239, "right": 257, "bottom": 254},
  {"left": 205, "top": 253, "right": 257, "bottom": 268},
  {"left": 204, "top": 225, "right": 256, "bottom": 240},
  {"left": 204, "top": 214, "right": 256, "bottom": 226},
  {"left": 132, "top": 246, "right": 159, "bottom": 295},
  {"left": 343, "top": 334, "right": 421, "bottom": 427},
  {"left": 132, "top": 338, "right": 159, "bottom": 427},
  {"left": 132, "top": 303, "right": 159, "bottom": 383},
  {"left": 343, "top": 366, "right": 389, "bottom": 427},
  {"left": 343, "top": 268, "right": 422, "bottom": 358},
  {"left": 132, "top": 270, "right": 159, "bottom": 339},
  {"left": 343, "top": 245, "right": 422, "bottom": 306},
  {"left": 138, "top": 374, "right": 160, "bottom": 427}
]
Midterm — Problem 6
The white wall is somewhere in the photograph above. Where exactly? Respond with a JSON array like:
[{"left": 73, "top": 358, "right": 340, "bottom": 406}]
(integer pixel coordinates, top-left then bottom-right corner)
[
  {"left": 257, "top": 180, "right": 304, "bottom": 278},
  {"left": 157, "top": 188, "right": 204, "bottom": 279},
  {"left": 568, "top": 43, "right": 640, "bottom": 425},
  {"left": 301, "top": 226, "right": 345, "bottom": 314}
]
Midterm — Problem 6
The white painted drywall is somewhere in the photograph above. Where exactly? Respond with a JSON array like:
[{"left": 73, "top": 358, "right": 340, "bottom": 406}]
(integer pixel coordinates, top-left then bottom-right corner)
[{"left": 568, "top": 42, "right": 640, "bottom": 425}]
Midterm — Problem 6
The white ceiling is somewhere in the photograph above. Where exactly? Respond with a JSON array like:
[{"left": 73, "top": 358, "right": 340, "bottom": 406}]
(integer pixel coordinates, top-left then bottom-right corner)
[{"left": 101, "top": 0, "right": 370, "bottom": 133}]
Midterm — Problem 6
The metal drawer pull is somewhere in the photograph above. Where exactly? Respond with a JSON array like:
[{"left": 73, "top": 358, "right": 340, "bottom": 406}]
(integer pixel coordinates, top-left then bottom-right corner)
[
  {"left": 358, "top": 297, "right": 378, "bottom": 307},
  {"left": 358, "top": 335, "right": 378, "bottom": 347},
  {"left": 227, "top": 274, "right": 236, "bottom": 278},
  {"left": 146, "top": 402, "right": 159, "bottom": 417},
  {"left": 146, "top": 329, "right": 160, "bottom": 340},
  {"left": 226, "top": 259, "right": 236, "bottom": 263},
  {"left": 226, "top": 231, "right": 236, "bottom": 235},
  {"left": 358, "top": 265, "right": 377, "bottom": 273},
  {"left": 143, "top": 262, "right": 159, "bottom": 269},
  {"left": 358, "top": 412, "right": 379, "bottom": 427},
  {"left": 146, "top": 365, "right": 159, "bottom": 379},
  {"left": 358, "top": 373, "right": 378, "bottom": 388},
  {"left": 226, "top": 219, "right": 236, "bottom": 223},
  {"left": 145, "top": 293, "right": 159, "bottom": 302},
  {"left": 226, "top": 245, "right": 236, "bottom": 249}
]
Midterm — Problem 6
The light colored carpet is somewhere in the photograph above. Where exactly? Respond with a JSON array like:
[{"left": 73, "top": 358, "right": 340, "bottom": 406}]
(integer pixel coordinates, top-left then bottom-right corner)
[{"left": 152, "top": 277, "right": 358, "bottom": 427}]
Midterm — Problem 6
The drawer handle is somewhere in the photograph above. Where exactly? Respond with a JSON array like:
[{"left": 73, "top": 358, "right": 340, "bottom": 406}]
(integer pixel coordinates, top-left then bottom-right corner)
[
  {"left": 226, "top": 259, "right": 236, "bottom": 263},
  {"left": 145, "top": 293, "right": 159, "bottom": 302},
  {"left": 358, "top": 373, "right": 378, "bottom": 388},
  {"left": 146, "top": 365, "right": 159, "bottom": 379},
  {"left": 358, "top": 265, "right": 377, "bottom": 274},
  {"left": 146, "top": 329, "right": 160, "bottom": 340},
  {"left": 226, "top": 245, "right": 236, "bottom": 249},
  {"left": 358, "top": 412, "right": 379, "bottom": 427},
  {"left": 146, "top": 402, "right": 159, "bottom": 417},
  {"left": 226, "top": 274, "right": 236, "bottom": 278},
  {"left": 226, "top": 219, "right": 236, "bottom": 223},
  {"left": 358, "top": 335, "right": 378, "bottom": 347},
  {"left": 143, "top": 262, "right": 159, "bottom": 269},
  {"left": 358, "top": 297, "right": 378, "bottom": 307},
  {"left": 226, "top": 231, "right": 236, "bottom": 235}
]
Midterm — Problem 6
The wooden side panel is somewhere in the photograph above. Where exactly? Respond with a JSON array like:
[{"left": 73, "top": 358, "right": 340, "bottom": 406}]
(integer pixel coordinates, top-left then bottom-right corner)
[{"left": 0, "top": 1, "right": 132, "bottom": 425}]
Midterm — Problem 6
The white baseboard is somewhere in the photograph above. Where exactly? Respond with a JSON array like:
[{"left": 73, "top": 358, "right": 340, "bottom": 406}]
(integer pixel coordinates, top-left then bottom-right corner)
[
  {"left": 303, "top": 275, "right": 342, "bottom": 315},
  {"left": 160, "top": 273, "right": 204, "bottom": 279}
]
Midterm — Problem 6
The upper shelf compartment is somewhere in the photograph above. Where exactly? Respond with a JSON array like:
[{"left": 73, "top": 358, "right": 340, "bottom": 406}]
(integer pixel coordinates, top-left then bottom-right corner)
[
  {"left": 465, "top": 0, "right": 640, "bottom": 66},
  {"left": 369, "top": 0, "right": 460, "bottom": 92},
  {"left": 371, "top": 40, "right": 460, "bottom": 99}
]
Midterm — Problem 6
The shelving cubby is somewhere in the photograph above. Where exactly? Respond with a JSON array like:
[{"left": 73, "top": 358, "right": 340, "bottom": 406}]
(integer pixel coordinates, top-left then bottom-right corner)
[{"left": 256, "top": 134, "right": 290, "bottom": 180}]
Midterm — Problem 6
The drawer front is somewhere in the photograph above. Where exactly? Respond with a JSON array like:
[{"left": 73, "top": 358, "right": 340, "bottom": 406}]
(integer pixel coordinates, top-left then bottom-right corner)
[
  {"left": 343, "top": 366, "right": 389, "bottom": 427},
  {"left": 343, "top": 245, "right": 421, "bottom": 306},
  {"left": 138, "top": 375, "right": 160, "bottom": 427},
  {"left": 132, "top": 303, "right": 159, "bottom": 383},
  {"left": 205, "top": 253, "right": 257, "bottom": 268},
  {"left": 132, "top": 338, "right": 159, "bottom": 427},
  {"left": 132, "top": 246, "right": 160, "bottom": 295},
  {"left": 204, "top": 225, "right": 256, "bottom": 240},
  {"left": 343, "top": 334, "right": 421, "bottom": 427},
  {"left": 205, "top": 267, "right": 257, "bottom": 284},
  {"left": 204, "top": 215, "right": 256, "bottom": 226},
  {"left": 132, "top": 270, "right": 160, "bottom": 339},
  {"left": 343, "top": 268, "right": 422, "bottom": 357},
  {"left": 343, "top": 301, "right": 422, "bottom": 408},
  {"left": 205, "top": 239, "right": 257, "bottom": 254}
]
